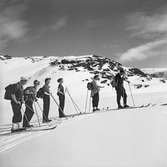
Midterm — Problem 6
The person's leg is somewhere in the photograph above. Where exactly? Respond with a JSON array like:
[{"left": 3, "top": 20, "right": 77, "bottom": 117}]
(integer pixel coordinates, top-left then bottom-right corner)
[
  {"left": 43, "top": 95, "right": 47, "bottom": 121},
  {"left": 122, "top": 88, "right": 127, "bottom": 107},
  {"left": 47, "top": 96, "right": 50, "bottom": 118},
  {"left": 43, "top": 95, "right": 50, "bottom": 121},
  {"left": 28, "top": 101, "right": 34, "bottom": 123},
  {"left": 92, "top": 95, "right": 96, "bottom": 111},
  {"left": 23, "top": 102, "right": 29, "bottom": 127},
  {"left": 11, "top": 102, "right": 22, "bottom": 129},
  {"left": 95, "top": 93, "right": 99, "bottom": 109},
  {"left": 23, "top": 101, "right": 34, "bottom": 127},
  {"left": 116, "top": 89, "right": 122, "bottom": 108},
  {"left": 59, "top": 95, "right": 65, "bottom": 117}
]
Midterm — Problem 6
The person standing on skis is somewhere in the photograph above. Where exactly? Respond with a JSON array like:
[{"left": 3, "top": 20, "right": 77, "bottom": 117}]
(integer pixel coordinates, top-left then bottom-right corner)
[
  {"left": 91, "top": 75, "right": 104, "bottom": 112},
  {"left": 114, "top": 68, "right": 129, "bottom": 109},
  {"left": 10, "top": 77, "right": 27, "bottom": 132},
  {"left": 42, "top": 78, "right": 52, "bottom": 123},
  {"left": 23, "top": 80, "right": 40, "bottom": 128},
  {"left": 57, "top": 78, "right": 66, "bottom": 118}
]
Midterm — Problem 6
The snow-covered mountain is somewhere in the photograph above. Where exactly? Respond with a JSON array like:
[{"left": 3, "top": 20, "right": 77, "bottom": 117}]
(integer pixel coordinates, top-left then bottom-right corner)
[
  {"left": 0, "top": 53, "right": 167, "bottom": 125},
  {"left": 0, "top": 54, "right": 166, "bottom": 89},
  {"left": 0, "top": 55, "right": 167, "bottom": 167},
  {"left": 142, "top": 68, "right": 167, "bottom": 79}
]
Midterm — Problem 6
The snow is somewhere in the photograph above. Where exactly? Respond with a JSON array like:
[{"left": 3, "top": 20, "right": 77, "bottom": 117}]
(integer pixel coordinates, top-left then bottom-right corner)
[
  {"left": 0, "top": 56, "right": 167, "bottom": 167},
  {"left": 1, "top": 101, "right": 167, "bottom": 167},
  {"left": 142, "top": 68, "right": 167, "bottom": 74}
]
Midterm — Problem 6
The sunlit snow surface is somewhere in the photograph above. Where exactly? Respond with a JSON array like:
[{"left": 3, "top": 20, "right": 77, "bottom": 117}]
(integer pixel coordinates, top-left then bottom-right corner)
[{"left": 0, "top": 55, "right": 167, "bottom": 167}]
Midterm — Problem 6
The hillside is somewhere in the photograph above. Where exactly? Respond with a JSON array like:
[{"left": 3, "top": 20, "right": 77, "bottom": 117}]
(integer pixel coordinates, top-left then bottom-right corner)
[{"left": 0, "top": 55, "right": 167, "bottom": 167}]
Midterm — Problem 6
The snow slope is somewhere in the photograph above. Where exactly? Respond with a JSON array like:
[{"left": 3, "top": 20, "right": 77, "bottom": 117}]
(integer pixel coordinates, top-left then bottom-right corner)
[
  {"left": 1, "top": 98, "right": 167, "bottom": 167},
  {"left": 0, "top": 55, "right": 167, "bottom": 167}
]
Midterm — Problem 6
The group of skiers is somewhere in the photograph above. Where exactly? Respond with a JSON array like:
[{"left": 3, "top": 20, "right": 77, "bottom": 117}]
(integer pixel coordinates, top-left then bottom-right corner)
[
  {"left": 5, "top": 68, "right": 129, "bottom": 132},
  {"left": 89, "top": 68, "right": 129, "bottom": 112},
  {"left": 5, "top": 77, "right": 66, "bottom": 132}
]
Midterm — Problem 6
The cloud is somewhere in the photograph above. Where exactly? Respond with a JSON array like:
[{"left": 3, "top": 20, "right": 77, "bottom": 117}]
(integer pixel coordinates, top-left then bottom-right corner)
[
  {"left": 0, "top": 1, "right": 29, "bottom": 51},
  {"left": 51, "top": 17, "right": 67, "bottom": 31},
  {"left": 120, "top": 39, "right": 167, "bottom": 62},
  {"left": 127, "top": 11, "right": 167, "bottom": 39},
  {"left": 120, "top": 8, "right": 167, "bottom": 63}
]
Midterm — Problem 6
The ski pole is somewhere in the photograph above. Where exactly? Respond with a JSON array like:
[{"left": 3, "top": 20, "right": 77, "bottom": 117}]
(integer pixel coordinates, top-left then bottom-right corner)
[
  {"left": 35, "top": 101, "right": 50, "bottom": 126},
  {"left": 65, "top": 88, "right": 79, "bottom": 114},
  {"left": 50, "top": 93, "right": 65, "bottom": 117},
  {"left": 66, "top": 88, "right": 79, "bottom": 112},
  {"left": 33, "top": 102, "right": 41, "bottom": 127},
  {"left": 50, "top": 93, "right": 59, "bottom": 107},
  {"left": 85, "top": 89, "right": 89, "bottom": 113},
  {"left": 20, "top": 104, "right": 33, "bottom": 130},
  {"left": 24, "top": 103, "right": 40, "bottom": 127},
  {"left": 128, "top": 83, "right": 135, "bottom": 107},
  {"left": 66, "top": 88, "right": 82, "bottom": 113},
  {"left": 88, "top": 95, "right": 92, "bottom": 113}
]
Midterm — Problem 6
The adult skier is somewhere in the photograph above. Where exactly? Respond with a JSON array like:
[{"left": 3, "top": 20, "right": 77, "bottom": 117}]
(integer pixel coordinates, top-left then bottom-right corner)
[
  {"left": 23, "top": 80, "right": 40, "bottom": 128},
  {"left": 114, "top": 69, "right": 129, "bottom": 109},
  {"left": 57, "top": 78, "right": 66, "bottom": 118},
  {"left": 10, "top": 77, "right": 27, "bottom": 132},
  {"left": 91, "top": 75, "right": 104, "bottom": 112},
  {"left": 42, "top": 78, "right": 52, "bottom": 123}
]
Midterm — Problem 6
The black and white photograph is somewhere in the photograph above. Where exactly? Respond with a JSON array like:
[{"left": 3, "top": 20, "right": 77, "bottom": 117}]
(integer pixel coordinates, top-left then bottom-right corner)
[{"left": 0, "top": 0, "right": 167, "bottom": 167}]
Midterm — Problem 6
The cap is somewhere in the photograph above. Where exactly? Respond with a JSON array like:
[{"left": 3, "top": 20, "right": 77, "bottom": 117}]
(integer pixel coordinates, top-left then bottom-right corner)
[
  {"left": 120, "top": 68, "right": 125, "bottom": 73},
  {"left": 20, "top": 77, "right": 27, "bottom": 81},
  {"left": 57, "top": 78, "right": 63, "bottom": 83},
  {"left": 33, "top": 80, "right": 40, "bottom": 85},
  {"left": 45, "top": 77, "right": 51, "bottom": 82},
  {"left": 94, "top": 75, "right": 99, "bottom": 80}
]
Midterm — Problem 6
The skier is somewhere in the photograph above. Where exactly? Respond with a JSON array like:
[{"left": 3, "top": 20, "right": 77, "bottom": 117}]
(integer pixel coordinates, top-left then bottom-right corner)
[
  {"left": 42, "top": 78, "right": 52, "bottom": 123},
  {"left": 10, "top": 77, "right": 27, "bottom": 132},
  {"left": 23, "top": 80, "right": 40, "bottom": 128},
  {"left": 114, "top": 68, "right": 129, "bottom": 109},
  {"left": 57, "top": 78, "right": 66, "bottom": 118},
  {"left": 91, "top": 75, "right": 104, "bottom": 112}
]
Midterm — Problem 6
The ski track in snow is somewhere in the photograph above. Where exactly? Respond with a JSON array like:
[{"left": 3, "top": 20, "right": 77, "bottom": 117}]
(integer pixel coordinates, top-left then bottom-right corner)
[
  {"left": 0, "top": 116, "right": 77, "bottom": 153},
  {"left": 0, "top": 120, "right": 62, "bottom": 153},
  {"left": 0, "top": 130, "right": 51, "bottom": 153},
  {"left": 0, "top": 103, "right": 166, "bottom": 153},
  {"left": 1, "top": 56, "right": 167, "bottom": 166}
]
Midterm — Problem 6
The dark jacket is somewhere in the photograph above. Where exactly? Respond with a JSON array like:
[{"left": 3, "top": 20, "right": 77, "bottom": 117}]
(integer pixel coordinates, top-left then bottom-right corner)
[
  {"left": 91, "top": 80, "right": 100, "bottom": 97},
  {"left": 115, "top": 73, "right": 124, "bottom": 89},
  {"left": 11, "top": 82, "right": 24, "bottom": 102},
  {"left": 57, "top": 84, "right": 65, "bottom": 96},
  {"left": 24, "top": 86, "right": 37, "bottom": 102},
  {"left": 43, "top": 84, "right": 50, "bottom": 96}
]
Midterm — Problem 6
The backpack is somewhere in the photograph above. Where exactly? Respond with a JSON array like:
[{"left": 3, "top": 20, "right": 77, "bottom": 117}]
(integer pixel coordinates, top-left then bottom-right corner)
[
  {"left": 4, "top": 84, "right": 15, "bottom": 100},
  {"left": 36, "top": 87, "right": 44, "bottom": 98},
  {"left": 24, "top": 86, "right": 34, "bottom": 101},
  {"left": 110, "top": 77, "right": 117, "bottom": 88},
  {"left": 87, "top": 82, "right": 94, "bottom": 90}
]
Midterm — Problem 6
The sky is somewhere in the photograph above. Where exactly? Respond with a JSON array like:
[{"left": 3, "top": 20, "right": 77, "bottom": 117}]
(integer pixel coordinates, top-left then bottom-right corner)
[{"left": 0, "top": 0, "right": 167, "bottom": 68}]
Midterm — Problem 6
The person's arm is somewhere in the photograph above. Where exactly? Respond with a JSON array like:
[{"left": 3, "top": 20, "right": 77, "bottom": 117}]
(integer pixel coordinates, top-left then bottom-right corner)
[
  {"left": 11, "top": 94, "right": 20, "bottom": 104},
  {"left": 98, "top": 85, "right": 104, "bottom": 88},
  {"left": 32, "top": 88, "right": 38, "bottom": 101},
  {"left": 11, "top": 85, "right": 21, "bottom": 104},
  {"left": 96, "top": 82, "right": 104, "bottom": 88},
  {"left": 43, "top": 85, "right": 51, "bottom": 95},
  {"left": 57, "top": 86, "right": 64, "bottom": 95},
  {"left": 123, "top": 75, "right": 130, "bottom": 83}
]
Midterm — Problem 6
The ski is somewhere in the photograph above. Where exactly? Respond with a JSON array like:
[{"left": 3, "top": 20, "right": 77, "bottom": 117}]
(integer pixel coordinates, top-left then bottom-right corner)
[
  {"left": 97, "top": 103, "right": 153, "bottom": 112},
  {"left": 0, "top": 123, "right": 57, "bottom": 136},
  {"left": 0, "top": 118, "right": 62, "bottom": 134},
  {"left": 109, "top": 103, "right": 152, "bottom": 111}
]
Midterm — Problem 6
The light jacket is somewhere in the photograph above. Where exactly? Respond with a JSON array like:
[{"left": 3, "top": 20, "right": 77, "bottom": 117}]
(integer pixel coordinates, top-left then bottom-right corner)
[{"left": 91, "top": 80, "right": 100, "bottom": 97}]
